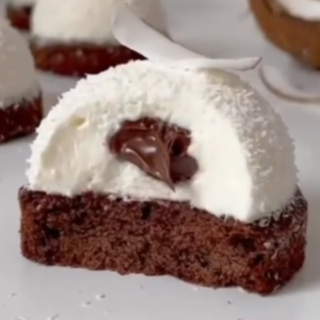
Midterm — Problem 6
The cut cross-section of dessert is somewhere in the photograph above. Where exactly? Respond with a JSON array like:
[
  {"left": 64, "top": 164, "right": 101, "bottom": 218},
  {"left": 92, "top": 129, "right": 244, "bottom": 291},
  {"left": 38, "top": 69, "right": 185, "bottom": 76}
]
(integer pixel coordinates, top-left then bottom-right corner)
[
  {"left": 0, "top": 19, "right": 42, "bottom": 143},
  {"left": 29, "top": 0, "right": 166, "bottom": 77},
  {"left": 19, "top": 7, "right": 307, "bottom": 295}
]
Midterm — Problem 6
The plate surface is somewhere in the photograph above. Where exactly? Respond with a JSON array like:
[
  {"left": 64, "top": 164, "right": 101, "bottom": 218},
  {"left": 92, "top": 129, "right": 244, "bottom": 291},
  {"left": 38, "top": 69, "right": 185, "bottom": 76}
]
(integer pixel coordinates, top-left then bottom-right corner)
[{"left": 0, "top": 0, "right": 320, "bottom": 319}]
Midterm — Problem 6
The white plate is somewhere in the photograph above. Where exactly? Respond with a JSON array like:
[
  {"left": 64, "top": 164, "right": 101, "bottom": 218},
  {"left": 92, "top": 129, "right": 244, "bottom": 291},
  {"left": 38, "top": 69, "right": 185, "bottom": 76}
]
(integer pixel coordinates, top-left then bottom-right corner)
[{"left": 1, "top": 0, "right": 320, "bottom": 319}]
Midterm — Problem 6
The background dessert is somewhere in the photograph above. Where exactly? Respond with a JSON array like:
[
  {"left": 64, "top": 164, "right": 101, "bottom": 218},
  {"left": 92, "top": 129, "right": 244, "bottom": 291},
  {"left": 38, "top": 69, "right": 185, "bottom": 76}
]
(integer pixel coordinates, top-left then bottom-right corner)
[
  {"left": 0, "top": 18, "right": 42, "bottom": 143},
  {"left": 250, "top": 0, "right": 320, "bottom": 68},
  {"left": 30, "top": 0, "right": 166, "bottom": 77},
  {"left": 6, "top": 0, "right": 37, "bottom": 30}
]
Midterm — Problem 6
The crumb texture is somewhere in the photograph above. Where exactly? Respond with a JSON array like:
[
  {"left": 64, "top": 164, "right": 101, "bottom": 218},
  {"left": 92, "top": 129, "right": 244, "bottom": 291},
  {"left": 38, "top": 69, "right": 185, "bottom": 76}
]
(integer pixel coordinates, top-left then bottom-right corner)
[
  {"left": 0, "top": 95, "right": 42, "bottom": 143},
  {"left": 6, "top": 4, "right": 32, "bottom": 30},
  {"left": 31, "top": 41, "right": 144, "bottom": 77},
  {"left": 19, "top": 188, "right": 307, "bottom": 295}
]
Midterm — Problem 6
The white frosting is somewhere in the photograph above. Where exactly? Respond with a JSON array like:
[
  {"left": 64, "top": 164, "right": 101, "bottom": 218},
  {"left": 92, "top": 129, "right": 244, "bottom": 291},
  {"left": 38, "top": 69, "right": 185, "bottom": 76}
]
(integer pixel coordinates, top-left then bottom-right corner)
[
  {"left": 0, "top": 19, "right": 39, "bottom": 108},
  {"left": 275, "top": 0, "right": 320, "bottom": 21},
  {"left": 27, "top": 60, "right": 297, "bottom": 223},
  {"left": 9, "top": 0, "right": 37, "bottom": 7},
  {"left": 31, "top": 0, "right": 165, "bottom": 45}
]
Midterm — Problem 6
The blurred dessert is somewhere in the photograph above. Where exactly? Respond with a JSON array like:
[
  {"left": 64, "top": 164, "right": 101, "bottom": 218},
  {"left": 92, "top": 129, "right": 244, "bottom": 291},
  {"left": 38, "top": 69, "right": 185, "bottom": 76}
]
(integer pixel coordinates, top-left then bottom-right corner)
[
  {"left": 250, "top": 0, "right": 320, "bottom": 68},
  {"left": 0, "top": 19, "right": 42, "bottom": 143},
  {"left": 6, "top": 0, "right": 38, "bottom": 31},
  {"left": 30, "top": 0, "right": 166, "bottom": 76}
]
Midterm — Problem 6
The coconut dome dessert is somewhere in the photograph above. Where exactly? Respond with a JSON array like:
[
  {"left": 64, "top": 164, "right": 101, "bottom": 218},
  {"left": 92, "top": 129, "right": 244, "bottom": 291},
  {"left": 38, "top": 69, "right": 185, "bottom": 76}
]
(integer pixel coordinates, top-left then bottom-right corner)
[
  {"left": 250, "top": 0, "right": 320, "bottom": 68},
  {"left": 6, "top": 0, "right": 37, "bottom": 31},
  {"left": 30, "top": 0, "right": 165, "bottom": 76},
  {"left": 0, "top": 19, "right": 42, "bottom": 143},
  {"left": 19, "top": 7, "right": 307, "bottom": 295},
  {"left": 19, "top": 59, "right": 307, "bottom": 294}
]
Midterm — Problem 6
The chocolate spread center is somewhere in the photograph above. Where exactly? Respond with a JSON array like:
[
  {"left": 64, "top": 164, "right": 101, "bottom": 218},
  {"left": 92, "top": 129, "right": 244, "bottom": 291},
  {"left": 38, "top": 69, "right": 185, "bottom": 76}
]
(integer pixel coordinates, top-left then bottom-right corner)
[{"left": 108, "top": 118, "right": 198, "bottom": 189}]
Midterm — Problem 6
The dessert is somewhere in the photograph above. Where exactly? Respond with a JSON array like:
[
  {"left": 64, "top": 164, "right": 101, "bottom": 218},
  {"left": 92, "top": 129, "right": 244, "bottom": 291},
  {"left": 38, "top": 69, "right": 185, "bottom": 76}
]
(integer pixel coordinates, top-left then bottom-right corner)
[
  {"left": 30, "top": 0, "right": 166, "bottom": 77},
  {"left": 0, "top": 19, "right": 42, "bottom": 143},
  {"left": 6, "top": 0, "right": 37, "bottom": 31},
  {"left": 250, "top": 0, "right": 320, "bottom": 68},
  {"left": 19, "top": 7, "right": 307, "bottom": 295}
]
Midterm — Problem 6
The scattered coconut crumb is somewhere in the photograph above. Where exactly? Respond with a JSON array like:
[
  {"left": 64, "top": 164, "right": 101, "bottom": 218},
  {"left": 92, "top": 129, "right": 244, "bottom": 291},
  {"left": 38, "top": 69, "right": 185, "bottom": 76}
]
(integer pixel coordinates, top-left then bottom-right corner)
[
  {"left": 81, "top": 301, "right": 91, "bottom": 308},
  {"left": 237, "top": 287, "right": 247, "bottom": 293},
  {"left": 8, "top": 292, "right": 17, "bottom": 298},
  {"left": 95, "top": 294, "right": 105, "bottom": 301}
]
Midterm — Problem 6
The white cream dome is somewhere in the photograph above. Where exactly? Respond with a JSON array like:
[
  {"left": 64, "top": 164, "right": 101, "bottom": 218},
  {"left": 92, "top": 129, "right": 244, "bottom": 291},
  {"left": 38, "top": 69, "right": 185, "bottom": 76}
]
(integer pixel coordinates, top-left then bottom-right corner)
[
  {"left": 27, "top": 60, "right": 297, "bottom": 223},
  {"left": 31, "top": 0, "right": 165, "bottom": 45},
  {"left": 275, "top": 0, "right": 320, "bottom": 20},
  {"left": 0, "top": 19, "right": 39, "bottom": 108}
]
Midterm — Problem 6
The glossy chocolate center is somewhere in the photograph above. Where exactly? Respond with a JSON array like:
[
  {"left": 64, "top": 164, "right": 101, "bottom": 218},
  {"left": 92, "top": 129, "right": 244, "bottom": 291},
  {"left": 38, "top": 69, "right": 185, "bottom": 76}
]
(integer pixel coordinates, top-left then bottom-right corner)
[{"left": 108, "top": 118, "right": 198, "bottom": 189}]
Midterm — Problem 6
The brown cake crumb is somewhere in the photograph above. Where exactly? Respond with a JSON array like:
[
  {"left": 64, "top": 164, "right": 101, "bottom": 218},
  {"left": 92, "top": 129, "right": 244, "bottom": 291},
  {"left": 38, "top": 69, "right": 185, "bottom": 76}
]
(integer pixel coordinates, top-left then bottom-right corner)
[
  {"left": 30, "top": 40, "right": 144, "bottom": 77},
  {"left": 19, "top": 187, "right": 307, "bottom": 295},
  {"left": 6, "top": 4, "right": 32, "bottom": 31},
  {"left": 0, "top": 95, "right": 42, "bottom": 143},
  {"left": 249, "top": 0, "right": 320, "bottom": 68}
]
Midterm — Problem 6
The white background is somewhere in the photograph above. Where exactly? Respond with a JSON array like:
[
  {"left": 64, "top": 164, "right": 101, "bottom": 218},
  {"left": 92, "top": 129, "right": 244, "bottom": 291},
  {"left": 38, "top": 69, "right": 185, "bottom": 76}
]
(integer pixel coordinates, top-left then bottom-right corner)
[{"left": 0, "top": 0, "right": 320, "bottom": 319}]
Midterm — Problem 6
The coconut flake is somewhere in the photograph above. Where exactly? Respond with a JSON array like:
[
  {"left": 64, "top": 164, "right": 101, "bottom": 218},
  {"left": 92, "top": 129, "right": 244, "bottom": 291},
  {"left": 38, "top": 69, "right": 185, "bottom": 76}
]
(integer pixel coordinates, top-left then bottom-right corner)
[
  {"left": 111, "top": 5, "right": 261, "bottom": 71},
  {"left": 259, "top": 65, "right": 320, "bottom": 104}
]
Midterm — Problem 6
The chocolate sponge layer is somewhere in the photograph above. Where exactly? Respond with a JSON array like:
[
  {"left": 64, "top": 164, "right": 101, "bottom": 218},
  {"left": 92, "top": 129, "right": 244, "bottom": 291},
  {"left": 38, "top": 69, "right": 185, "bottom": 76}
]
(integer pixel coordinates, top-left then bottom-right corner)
[
  {"left": 0, "top": 95, "right": 42, "bottom": 143},
  {"left": 19, "top": 188, "right": 307, "bottom": 295},
  {"left": 30, "top": 41, "right": 144, "bottom": 77},
  {"left": 6, "top": 4, "right": 32, "bottom": 31}
]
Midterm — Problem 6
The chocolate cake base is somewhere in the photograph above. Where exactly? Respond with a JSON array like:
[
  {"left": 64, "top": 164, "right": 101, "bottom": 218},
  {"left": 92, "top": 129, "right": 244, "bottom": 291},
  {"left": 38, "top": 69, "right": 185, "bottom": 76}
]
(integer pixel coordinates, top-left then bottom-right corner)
[
  {"left": 30, "top": 40, "right": 144, "bottom": 77},
  {"left": 19, "top": 188, "right": 307, "bottom": 295},
  {"left": 0, "top": 95, "right": 42, "bottom": 143},
  {"left": 6, "top": 4, "right": 32, "bottom": 31},
  {"left": 249, "top": 0, "right": 320, "bottom": 68}
]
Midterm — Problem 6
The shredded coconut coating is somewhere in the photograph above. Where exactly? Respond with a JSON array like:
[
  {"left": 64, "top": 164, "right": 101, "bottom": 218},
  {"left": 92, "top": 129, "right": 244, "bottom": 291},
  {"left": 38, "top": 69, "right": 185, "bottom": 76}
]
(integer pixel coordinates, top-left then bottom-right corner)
[{"left": 27, "top": 60, "right": 297, "bottom": 222}]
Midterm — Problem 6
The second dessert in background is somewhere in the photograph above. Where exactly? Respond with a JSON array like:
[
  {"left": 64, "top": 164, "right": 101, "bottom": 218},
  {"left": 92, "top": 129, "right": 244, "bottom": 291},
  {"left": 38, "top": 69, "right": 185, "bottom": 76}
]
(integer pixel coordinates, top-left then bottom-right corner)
[
  {"left": 6, "top": 0, "right": 37, "bottom": 31},
  {"left": 30, "top": 0, "right": 166, "bottom": 77},
  {"left": 0, "top": 19, "right": 42, "bottom": 143},
  {"left": 250, "top": 0, "right": 320, "bottom": 68}
]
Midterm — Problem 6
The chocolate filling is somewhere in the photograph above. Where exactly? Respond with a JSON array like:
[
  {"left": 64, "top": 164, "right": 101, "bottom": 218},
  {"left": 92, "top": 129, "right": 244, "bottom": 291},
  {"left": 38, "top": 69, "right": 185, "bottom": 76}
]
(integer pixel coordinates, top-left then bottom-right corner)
[{"left": 108, "top": 118, "right": 198, "bottom": 189}]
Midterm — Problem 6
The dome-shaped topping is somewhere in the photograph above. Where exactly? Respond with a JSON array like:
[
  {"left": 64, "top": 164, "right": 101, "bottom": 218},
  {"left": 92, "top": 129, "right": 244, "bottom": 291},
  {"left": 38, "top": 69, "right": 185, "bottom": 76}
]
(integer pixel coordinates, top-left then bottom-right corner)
[{"left": 27, "top": 60, "right": 297, "bottom": 223}]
